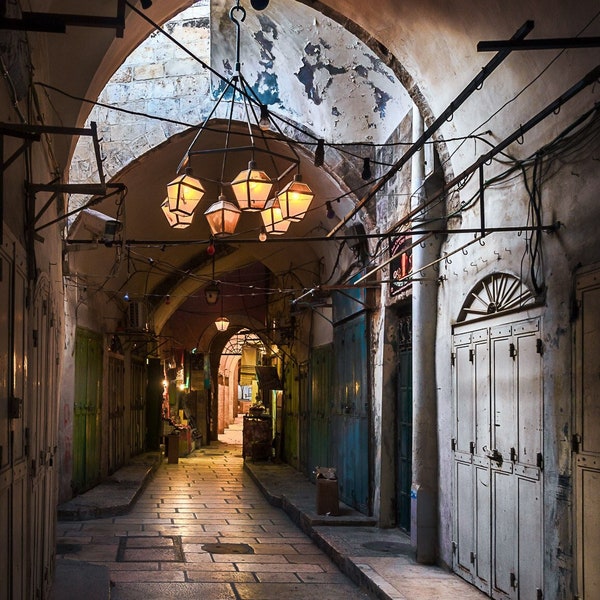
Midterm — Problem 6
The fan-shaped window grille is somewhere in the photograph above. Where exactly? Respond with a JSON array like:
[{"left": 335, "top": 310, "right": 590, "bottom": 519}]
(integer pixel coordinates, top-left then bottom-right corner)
[{"left": 457, "top": 273, "right": 535, "bottom": 323}]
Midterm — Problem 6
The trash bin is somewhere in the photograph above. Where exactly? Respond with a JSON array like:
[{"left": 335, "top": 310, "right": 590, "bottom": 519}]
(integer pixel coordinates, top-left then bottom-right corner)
[
  {"left": 315, "top": 468, "right": 339, "bottom": 516},
  {"left": 167, "top": 432, "right": 180, "bottom": 464}
]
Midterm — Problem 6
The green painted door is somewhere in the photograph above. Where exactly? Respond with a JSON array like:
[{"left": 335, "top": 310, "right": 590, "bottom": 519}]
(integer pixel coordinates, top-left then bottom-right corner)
[{"left": 73, "top": 328, "right": 103, "bottom": 494}]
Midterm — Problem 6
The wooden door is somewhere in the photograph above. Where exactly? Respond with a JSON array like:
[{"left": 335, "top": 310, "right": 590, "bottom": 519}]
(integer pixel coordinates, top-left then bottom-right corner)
[
  {"left": 574, "top": 268, "right": 600, "bottom": 599},
  {"left": 309, "top": 345, "right": 333, "bottom": 479},
  {"left": 108, "top": 354, "right": 125, "bottom": 473},
  {"left": 130, "top": 358, "right": 147, "bottom": 456},
  {"left": 29, "top": 277, "right": 59, "bottom": 599},
  {"left": 0, "top": 237, "right": 29, "bottom": 599}
]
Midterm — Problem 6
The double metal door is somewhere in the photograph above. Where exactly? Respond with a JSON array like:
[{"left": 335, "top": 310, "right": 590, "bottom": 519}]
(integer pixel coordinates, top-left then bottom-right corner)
[{"left": 453, "top": 317, "right": 543, "bottom": 598}]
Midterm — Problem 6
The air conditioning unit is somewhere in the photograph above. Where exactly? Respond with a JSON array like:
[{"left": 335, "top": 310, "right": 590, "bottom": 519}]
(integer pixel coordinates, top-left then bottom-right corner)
[{"left": 127, "top": 301, "right": 148, "bottom": 331}]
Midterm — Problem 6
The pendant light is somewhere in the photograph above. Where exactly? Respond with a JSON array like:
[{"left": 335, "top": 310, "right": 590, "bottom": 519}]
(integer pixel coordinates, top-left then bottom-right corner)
[
  {"left": 166, "top": 167, "right": 205, "bottom": 216},
  {"left": 277, "top": 174, "right": 315, "bottom": 222},
  {"left": 230, "top": 160, "right": 273, "bottom": 211},
  {"left": 260, "top": 197, "right": 291, "bottom": 235},
  {"left": 204, "top": 195, "right": 242, "bottom": 237},
  {"left": 161, "top": 199, "right": 194, "bottom": 229}
]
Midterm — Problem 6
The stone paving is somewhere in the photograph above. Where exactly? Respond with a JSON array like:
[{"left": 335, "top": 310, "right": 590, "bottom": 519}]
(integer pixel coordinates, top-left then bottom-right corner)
[{"left": 56, "top": 422, "right": 371, "bottom": 600}]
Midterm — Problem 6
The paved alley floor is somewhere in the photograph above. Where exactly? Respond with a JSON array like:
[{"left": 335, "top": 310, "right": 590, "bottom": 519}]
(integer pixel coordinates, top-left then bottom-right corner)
[{"left": 56, "top": 422, "right": 372, "bottom": 599}]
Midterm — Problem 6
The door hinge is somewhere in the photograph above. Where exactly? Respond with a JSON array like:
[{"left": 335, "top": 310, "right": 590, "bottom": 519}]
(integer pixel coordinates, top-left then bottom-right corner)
[
  {"left": 470, "top": 441, "right": 476, "bottom": 455},
  {"left": 537, "top": 452, "right": 544, "bottom": 470},
  {"left": 451, "top": 541, "right": 457, "bottom": 553},
  {"left": 451, "top": 352, "right": 455, "bottom": 366},
  {"left": 451, "top": 438, "right": 457, "bottom": 451},
  {"left": 536, "top": 338, "right": 544, "bottom": 355},
  {"left": 470, "top": 551, "right": 476, "bottom": 564},
  {"left": 33, "top": 329, "right": 38, "bottom": 348},
  {"left": 536, "top": 589, "right": 543, "bottom": 599},
  {"left": 509, "top": 342, "right": 517, "bottom": 358},
  {"left": 510, "top": 572, "right": 518, "bottom": 589},
  {"left": 468, "top": 348, "right": 474, "bottom": 362},
  {"left": 510, "top": 447, "right": 517, "bottom": 462},
  {"left": 572, "top": 434, "right": 581, "bottom": 453}
]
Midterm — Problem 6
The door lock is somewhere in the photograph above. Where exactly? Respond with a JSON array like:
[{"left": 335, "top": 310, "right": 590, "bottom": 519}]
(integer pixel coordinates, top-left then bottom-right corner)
[{"left": 483, "top": 446, "right": 503, "bottom": 466}]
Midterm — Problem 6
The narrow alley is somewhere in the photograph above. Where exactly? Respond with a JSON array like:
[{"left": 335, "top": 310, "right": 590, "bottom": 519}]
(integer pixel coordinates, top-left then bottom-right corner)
[{"left": 53, "top": 422, "right": 371, "bottom": 599}]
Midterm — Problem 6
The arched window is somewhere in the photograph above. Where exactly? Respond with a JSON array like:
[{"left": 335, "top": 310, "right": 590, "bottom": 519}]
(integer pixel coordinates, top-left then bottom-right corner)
[{"left": 457, "top": 272, "right": 536, "bottom": 323}]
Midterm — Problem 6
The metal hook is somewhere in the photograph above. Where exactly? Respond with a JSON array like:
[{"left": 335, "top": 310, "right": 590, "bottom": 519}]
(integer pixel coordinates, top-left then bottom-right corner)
[
  {"left": 479, "top": 238, "right": 486, "bottom": 246},
  {"left": 229, "top": 1, "right": 247, "bottom": 25},
  {"left": 229, "top": 2, "right": 247, "bottom": 68},
  {"left": 462, "top": 248, "right": 469, "bottom": 255},
  {"left": 516, "top": 126, "right": 524, "bottom": 145}
]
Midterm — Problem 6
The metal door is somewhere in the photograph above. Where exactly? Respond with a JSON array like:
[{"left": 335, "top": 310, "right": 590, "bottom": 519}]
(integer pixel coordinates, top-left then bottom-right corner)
[
  {"left": 331, "top": 313, "right": 370, "bottom": 514},
  {"left": 309, "top": 345, "right": 333, "bottom": 479},
  {"left": 108, "top": 355, "right": 125, "bottom": 473},
  {"left": 574, "top": 269, "right": 600, "bottom": 599},
  {"left": 453, "top": 317, "right": 543, "bottom": 599},
  {"left": 73, "top": 328, "right": 103, "bottom": 493}
]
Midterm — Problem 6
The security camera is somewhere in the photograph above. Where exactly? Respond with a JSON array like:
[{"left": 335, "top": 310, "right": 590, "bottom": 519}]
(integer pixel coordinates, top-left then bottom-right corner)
[{"left": 72, "top": 208, "right": 122, "bottom": 245}]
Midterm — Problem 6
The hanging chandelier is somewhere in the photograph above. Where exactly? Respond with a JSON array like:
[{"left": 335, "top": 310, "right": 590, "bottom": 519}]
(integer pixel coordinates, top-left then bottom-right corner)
[{"left": 161, "top": 0, "right": 315, "bottom": 237}]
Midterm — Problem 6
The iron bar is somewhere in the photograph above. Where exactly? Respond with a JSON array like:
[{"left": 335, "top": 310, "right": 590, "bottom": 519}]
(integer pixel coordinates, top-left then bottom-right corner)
[
  {"left": 326, "top": 20, "right": 535, "bottom": 238},
  {"left": 478, "top": 37, "right": 600, "bottom": 52},
  {"left": 64, "top": 223, "right": 558, "bottom": 247}
]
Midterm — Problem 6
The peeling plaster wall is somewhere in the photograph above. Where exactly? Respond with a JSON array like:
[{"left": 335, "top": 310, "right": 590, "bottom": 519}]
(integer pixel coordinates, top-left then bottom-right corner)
[{"left": 211, "top": 0, "right": 411, "bottom": 144}]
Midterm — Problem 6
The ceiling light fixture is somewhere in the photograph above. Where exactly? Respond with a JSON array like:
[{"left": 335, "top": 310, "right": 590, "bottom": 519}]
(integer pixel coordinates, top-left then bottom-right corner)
[
  {"left": 161, "top": 0, "right": 315, "bottom": 237},
  {"left": 215, "top": 289, "right": 230, "bottom": 331}
]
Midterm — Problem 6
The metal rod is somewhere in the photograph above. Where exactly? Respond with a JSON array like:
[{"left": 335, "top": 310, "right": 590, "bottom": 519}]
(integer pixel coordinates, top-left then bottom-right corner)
[
  {"left": 352, "top": 233, "right": 436, "bottom": 284},
  {"left": 418, "top": 64, "right": 600, "bottom": 220},
  {"left": 479, "top": 164, "right": 486, "bottom": 237},
  {"left": 355, "top": 234, "right": 485, "bottom": 286},
  {"left": 90, "top": 122, "right": 106, "bottom": 188},
  {"left": 352, "top": 65, "right": 599, "bottom": 284},
  {"left": 64, "top": 224, "right": 558, "bottom": 247},
  {"left": 326, "top": 20, "right": 535, "bottom": 238},
  {"left": 478, "top": 37, "right": 600, "bottom": 52}
]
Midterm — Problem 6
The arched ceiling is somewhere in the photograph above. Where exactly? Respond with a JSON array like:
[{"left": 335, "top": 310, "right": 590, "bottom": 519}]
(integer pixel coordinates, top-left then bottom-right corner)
[{"left": 26, "top": 0, "right": 600, "bottom": 351}]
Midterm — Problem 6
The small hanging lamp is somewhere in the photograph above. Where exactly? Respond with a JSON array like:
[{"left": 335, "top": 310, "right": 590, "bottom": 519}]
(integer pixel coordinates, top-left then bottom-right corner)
[
  {"left": 230, "top": 160, "right": 273, "bottom": 211},
  {"left": 214, "top": 290, "right": 229, "bottom": 331},
  {"left": 204, "top": 195, "right": 242, "bottom": 236},
  {"left": 214, "top": 315, "right": 230, "bottom": 331},
  {"left": 161, "top": 199, "right": 194, "bottom": 229},
  {"left": 260, "top": 197, "right": 291, "bottom": 235},
  {"left": 166, "top": 167, "right": 205, "bottom": 216},
  {"left": 277, "top": 174, "right": 315, "bottom": 222}
]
